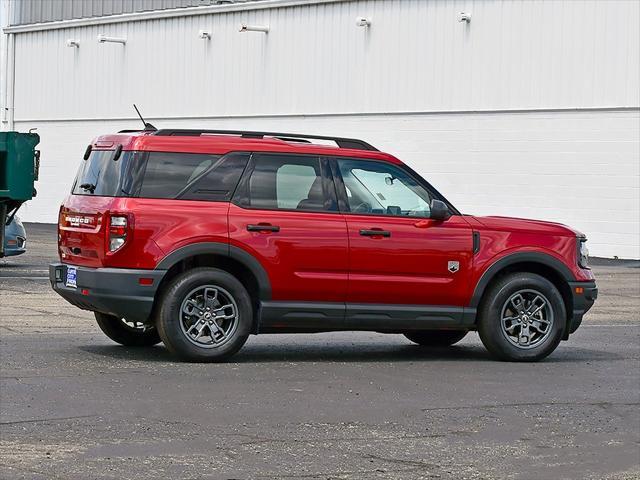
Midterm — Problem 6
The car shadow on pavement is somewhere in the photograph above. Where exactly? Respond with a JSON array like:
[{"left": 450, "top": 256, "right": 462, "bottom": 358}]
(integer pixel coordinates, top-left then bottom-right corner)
[
  {"left": 80, "top": 343, "right": 493, "bottom": 363},
  {"left": 79, "top": 342, "right": 623, "bottom": 364}
]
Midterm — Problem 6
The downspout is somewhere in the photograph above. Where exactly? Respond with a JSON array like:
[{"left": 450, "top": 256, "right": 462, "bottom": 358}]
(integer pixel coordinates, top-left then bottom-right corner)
[
  {"left": 1, "top": 0, "right": 15, "bottom": 131},
  {"left": 5, "top": 31, "right": 15, "bottom": 131}
]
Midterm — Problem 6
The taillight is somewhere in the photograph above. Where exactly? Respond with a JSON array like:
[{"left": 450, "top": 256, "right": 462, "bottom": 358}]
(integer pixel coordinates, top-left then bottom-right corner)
[{"left": 108, "top": 215, "right": 129, "bottom": 252}]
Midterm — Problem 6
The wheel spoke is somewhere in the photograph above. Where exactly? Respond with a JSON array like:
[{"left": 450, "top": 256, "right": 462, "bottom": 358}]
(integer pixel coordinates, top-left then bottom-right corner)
[
  {"left": 204, "top": 288, "right": 218, "bottom": 309},
  {"left": 213, "top": 304, "right": 236, "bottom": 321},
  {"left": 525, "top": 295, "right": 546, "bottom": 317},
  {"left": 187, "top": 320, "right": 206, "bottom": 338},
  {"left": 501, "top": 316, "right": 521, "bottom": 334},
  {"left": 182, "top": 299, "right": 203, "bottom": 316},
  {"left": 518, "top": 324, "right": 531, "bottom": 346},
  {"left": 208, "top": 320, "right": 224, "bottom": 337},
  {"left": 510, "top": 294, "right": 526, "bottom": 314}
]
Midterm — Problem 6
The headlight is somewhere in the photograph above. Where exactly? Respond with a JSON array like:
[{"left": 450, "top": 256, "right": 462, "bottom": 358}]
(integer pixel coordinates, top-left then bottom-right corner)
[{"left": 578, "top": 237, "right": 589, "bottom": 269}]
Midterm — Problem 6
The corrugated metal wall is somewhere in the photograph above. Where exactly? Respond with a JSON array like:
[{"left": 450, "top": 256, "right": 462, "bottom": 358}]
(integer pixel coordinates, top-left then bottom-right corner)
[
  {"left": 12, "top": 0, "right": 640, "bottom": 121},
  {"left": 8, "top": 0, "right": 258, "bottom": 26},
  {"left": 6, "top": 0, "right": 640, "bottom": 258}
]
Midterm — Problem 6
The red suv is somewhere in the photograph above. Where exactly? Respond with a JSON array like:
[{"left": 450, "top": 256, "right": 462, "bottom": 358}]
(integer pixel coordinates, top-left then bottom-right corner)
[{"left": 49, "top": 129, "right": 597, "bottom": 362}]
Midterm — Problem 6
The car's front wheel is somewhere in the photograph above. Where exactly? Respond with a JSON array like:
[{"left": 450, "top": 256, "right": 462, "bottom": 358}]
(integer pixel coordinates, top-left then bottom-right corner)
[
  {"left": 156, "top": 268, "right": 252, "bottom": 362},
  {"left": 404, "top": 330, "right": 468, "bottom": 346},
  {"left": 478, "top": 272, "right": 565, "bottom": 362},
  {"left": 94, "top": 312, "right": 161, "bottom": 346}
]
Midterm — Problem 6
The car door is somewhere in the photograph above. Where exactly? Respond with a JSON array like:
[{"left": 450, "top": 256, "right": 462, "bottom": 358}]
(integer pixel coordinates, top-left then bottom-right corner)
[
  {"left": 332, "top": 157, "right": 474, "bottom": 309},
  {"left": 228, "top": 153, "right": 349, "bottom": 325}
]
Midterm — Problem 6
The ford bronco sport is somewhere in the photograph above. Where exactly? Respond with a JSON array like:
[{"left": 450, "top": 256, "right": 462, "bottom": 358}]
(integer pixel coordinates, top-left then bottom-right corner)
[{"left": 49, "top": 129, "right": 597, "bottom": 362}]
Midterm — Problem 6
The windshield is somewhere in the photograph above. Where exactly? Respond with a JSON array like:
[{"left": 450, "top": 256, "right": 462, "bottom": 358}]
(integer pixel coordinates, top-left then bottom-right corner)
[{"left": 72, "top": 150, "right": 143, "bottom": 196}]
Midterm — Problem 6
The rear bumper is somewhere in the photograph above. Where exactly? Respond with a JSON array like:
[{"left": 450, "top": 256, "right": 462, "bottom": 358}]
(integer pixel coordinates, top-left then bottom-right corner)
[
  {"left": 566, "top": 280, "right": 598, "bottom": 336},
  {"left": 49, "top": 263, "right": 166, "bottom": 323}
]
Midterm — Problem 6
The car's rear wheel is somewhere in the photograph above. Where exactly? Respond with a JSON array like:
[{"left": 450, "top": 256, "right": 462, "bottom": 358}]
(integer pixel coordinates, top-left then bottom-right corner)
[
  {"left": 156, "top": 268, "right": 252, "bottom": 362},
  {"left": 404, "top": 330, "right": 468, "bottom": 346},
  {"left": 94, "top": 312, "right": 161, "bottom": 346},
  {"left": 478, "top": 272, "right": 565, "bottom": 362}
]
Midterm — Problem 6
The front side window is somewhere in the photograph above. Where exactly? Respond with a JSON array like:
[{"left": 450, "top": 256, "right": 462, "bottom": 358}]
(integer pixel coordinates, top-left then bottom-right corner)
[
  {"left": 336, "top": 159, "right": 432, "bottom": 217},
  {"left": 236, "top": 154, "right": 332, "bottom": 212}
]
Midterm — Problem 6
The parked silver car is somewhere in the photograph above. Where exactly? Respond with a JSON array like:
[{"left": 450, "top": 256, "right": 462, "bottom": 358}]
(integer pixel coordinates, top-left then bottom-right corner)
[{"left": 2, "top": 215, "right": 27, "bottom": 257}]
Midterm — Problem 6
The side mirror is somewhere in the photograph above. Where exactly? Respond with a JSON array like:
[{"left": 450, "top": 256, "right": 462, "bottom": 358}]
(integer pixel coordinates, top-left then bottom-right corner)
[{"left": 430, "top": 199, "right": 451, "bottom": 221}]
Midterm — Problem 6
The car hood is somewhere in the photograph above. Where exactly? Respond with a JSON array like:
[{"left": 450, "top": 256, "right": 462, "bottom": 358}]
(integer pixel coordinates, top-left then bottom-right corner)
[{"left": 470, "top": 215, "right": 583, "bottom": 237}]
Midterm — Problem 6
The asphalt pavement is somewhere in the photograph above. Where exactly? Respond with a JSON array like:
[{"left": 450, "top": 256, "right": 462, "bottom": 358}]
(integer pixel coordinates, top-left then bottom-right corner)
[{"left": 0, "top": 223, "right": 638, "bottom": 480}]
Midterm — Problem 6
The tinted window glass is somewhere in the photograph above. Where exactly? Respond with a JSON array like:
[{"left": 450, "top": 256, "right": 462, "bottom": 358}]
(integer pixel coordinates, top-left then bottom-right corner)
[
  {"left": 139, "top": 152, "right": 221, "bottom": 199},
  {"left": 180, "top": 153, "right": 249, "bottom": 201},
  {"left": 72, "top": 150, "right": 140, "bottom": 197},
  {"left": 238, "top": 154, "right": 330, "bottom": 211},
  {"left": 337, "top": 159, "right": 432, "bottom": 217}
]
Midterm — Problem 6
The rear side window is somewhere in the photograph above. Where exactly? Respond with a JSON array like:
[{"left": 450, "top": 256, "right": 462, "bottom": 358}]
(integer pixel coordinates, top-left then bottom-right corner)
[
  {"left": 139, "top": 152, "right": 221, "bottom": 199},
  {"left": 234, "top": 154, "right": 334, "bottom": 212},
  {"left": 178, "top": 153, "right": 249, "bottom": 201}
]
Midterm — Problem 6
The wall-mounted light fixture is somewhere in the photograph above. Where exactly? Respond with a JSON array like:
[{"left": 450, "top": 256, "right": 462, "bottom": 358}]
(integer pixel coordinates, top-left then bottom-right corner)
[
  {"left": 199, "top": 29, "right": 211, "bottom": 40},
  {"left": 97, "top": 34, "right": 127, "bottom": 45},
  {"left": 239, "top": 23, "right": 269, "bottom": 34},
  {"left": 66, "top": 39, "right": 80, "bottom": 48},
  {"left": 458, "top": 12, "right": 472, "bottom": 23},
  {"left": 356, "top": 17, "right": 371, "bottom": 27}
]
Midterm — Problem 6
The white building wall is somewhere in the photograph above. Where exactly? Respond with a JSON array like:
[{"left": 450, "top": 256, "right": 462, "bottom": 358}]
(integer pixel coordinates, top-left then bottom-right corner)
[{"left": 4, "top": 0, "right": 640, "bottom": 258}]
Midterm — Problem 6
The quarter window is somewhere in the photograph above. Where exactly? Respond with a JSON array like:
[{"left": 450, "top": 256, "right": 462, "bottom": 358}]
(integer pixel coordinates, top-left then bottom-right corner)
[{"left": 336, "top": 159, "right": 432, "bottom": 217}]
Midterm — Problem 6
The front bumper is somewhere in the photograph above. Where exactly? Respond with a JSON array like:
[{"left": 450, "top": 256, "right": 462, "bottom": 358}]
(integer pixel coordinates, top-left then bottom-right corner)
[
  {"left": 49, "top": 263, "right": 166, "bottom": 323},
  {"left": 566, "top": 280, "right": 598, "bottom": 336}
]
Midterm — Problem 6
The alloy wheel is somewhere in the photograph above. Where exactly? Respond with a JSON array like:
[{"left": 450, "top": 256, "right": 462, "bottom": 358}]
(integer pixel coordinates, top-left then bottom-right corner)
[
  {"left": 179, "top": 285, "right": 239, "bottom": 349},
  {"left": 500, "top": 289, "right": 554, "bottom": 349}
]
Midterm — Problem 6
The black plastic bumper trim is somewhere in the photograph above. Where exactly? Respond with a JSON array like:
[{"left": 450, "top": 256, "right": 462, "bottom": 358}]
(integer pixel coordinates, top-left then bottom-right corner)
[
  {"left": 49, "top": 263, "right": 166, "bottom": 323},
  {"left": 566, "top": 280, "right": 597, "bottom": 335}
]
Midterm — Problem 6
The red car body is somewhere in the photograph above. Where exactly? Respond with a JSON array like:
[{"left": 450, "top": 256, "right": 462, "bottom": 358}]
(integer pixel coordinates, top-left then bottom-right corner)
[{"left": 50, "top": 129, "right": 596, "bottom": 346}]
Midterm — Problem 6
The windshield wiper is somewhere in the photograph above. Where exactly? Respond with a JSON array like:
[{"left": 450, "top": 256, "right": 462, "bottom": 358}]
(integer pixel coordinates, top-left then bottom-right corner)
[{"left": 79, "top": 183, "right": 96, "bottom": 193}]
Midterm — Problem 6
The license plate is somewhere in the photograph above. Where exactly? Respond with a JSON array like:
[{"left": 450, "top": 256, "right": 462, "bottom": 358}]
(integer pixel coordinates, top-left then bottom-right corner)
[{"left": 66, "top": 266, "right": 77, "bottom": 288}]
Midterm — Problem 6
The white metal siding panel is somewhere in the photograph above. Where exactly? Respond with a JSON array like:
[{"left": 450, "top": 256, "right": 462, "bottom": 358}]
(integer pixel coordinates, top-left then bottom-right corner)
[
  {"left": 14, "top": 109, "right": 640, "bottom": 259},
  {"left": 12, "top": 0, "right": 640, "bottom": 121}
]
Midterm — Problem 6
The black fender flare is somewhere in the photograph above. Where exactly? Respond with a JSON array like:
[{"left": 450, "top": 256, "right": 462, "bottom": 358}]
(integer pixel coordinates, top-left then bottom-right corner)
[
  {"left": 155, "top": 242, "right": 271, "bottom": 300},
  {"left": 469, "top": 251, "right": 575, "bottom": 309}
]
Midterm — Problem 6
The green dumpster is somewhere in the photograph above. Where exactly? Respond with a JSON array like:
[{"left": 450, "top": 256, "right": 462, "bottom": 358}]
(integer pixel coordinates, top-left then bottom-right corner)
[{"left": 0, "top": 131, "right": 40, "bottom": 257}]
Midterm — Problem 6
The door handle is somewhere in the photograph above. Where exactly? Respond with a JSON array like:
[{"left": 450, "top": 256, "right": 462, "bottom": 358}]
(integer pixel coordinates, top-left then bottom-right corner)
[
  {"left": 247, "top": 224, "right": 280, "bottom": 233},
  {"left": 359, "top": 229, "right": 391, "bottom": 238}
]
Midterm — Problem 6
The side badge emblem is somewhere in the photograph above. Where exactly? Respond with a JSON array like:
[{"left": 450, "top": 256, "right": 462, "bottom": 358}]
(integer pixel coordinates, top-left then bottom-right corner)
[{"left": 448, "top": 261, "right": 460, "bottom": 273}]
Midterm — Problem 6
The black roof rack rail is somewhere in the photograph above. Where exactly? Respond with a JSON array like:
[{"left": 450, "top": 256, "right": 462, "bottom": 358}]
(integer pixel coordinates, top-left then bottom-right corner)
[{"left": 153, "top": 129, "right": 379, "bottom": 151}]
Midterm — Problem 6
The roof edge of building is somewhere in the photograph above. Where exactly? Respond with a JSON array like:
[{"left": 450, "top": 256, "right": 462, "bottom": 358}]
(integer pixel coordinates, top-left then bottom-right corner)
[{"left": 3, "top": 0, "right": 345, "bottom": 34}]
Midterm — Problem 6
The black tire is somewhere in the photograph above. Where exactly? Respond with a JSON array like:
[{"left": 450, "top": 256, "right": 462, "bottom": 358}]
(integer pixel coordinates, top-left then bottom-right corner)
[
  {"left": 404, "top": 330, "right": 468, "bottom": 346},
  {"left": 156, "top": 267, "right": 252, "bottom": 362},
  {"left": 94, "top": 312, "right": 161, "bottom": 347},
  {"left": 478, "top": 272, "right": 565, "bottom": 362}
]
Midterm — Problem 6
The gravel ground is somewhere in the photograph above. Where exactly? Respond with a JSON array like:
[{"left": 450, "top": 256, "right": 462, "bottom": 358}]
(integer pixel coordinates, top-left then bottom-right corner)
[{"left": 0, "top": 223, "right": 638, "bottom": 480}]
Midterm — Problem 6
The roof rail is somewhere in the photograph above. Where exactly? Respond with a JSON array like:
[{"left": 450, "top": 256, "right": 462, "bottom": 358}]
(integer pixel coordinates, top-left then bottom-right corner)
[{"left": 153, "top": 129, "right": 379, "bottom": 151}]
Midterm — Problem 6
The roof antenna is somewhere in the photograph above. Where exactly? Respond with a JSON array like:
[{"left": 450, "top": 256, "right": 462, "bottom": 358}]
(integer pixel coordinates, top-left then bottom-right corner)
[{"left": 133, "top": 104, "right": 157, "bottom": 131}]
